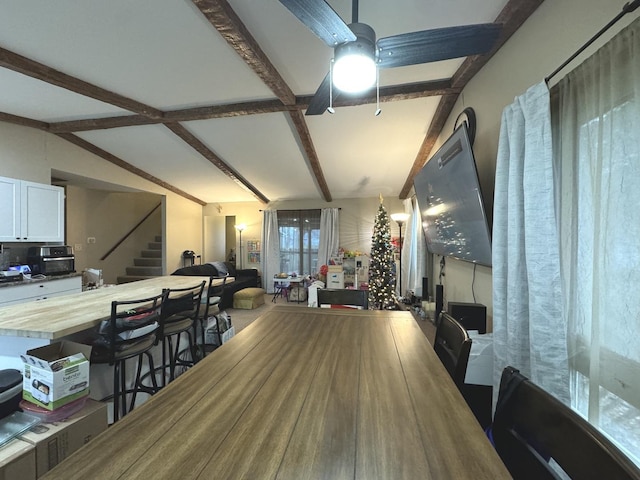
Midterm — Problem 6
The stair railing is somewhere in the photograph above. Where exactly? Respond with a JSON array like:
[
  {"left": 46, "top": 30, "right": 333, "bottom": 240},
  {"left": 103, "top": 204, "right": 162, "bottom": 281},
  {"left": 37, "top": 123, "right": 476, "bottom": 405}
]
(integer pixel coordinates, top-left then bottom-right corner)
[{"left": 100, "top": 203, "right": 161, "bottom": 261}]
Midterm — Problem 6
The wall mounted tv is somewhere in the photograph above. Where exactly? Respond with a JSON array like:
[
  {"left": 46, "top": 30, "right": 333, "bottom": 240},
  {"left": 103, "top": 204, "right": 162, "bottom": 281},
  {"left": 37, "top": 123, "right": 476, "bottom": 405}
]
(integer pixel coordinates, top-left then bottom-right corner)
[{"left": 413, "top": 123, "right": 492, "bottom": 266}]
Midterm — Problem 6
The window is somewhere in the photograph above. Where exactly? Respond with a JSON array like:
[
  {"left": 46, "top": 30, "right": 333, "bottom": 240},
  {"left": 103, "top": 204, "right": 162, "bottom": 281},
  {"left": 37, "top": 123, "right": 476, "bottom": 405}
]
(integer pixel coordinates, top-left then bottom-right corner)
[{"left": 278, "top": 210, "right": 320, "bottom": 275}]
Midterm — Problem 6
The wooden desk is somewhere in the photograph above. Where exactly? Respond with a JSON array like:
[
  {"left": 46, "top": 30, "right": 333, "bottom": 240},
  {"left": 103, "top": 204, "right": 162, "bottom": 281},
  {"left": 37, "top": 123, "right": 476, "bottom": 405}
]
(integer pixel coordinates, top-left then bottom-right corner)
[{"left": 42, "top": 306, "right": 510, "bottom": 480}]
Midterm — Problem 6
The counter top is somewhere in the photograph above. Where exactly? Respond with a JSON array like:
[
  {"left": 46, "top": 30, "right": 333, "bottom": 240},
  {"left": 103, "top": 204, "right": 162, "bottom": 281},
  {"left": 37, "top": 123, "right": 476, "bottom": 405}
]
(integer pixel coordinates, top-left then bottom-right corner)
[
  {"left": 0, "top": 272, "right": 82, "bottom": 288},
  {"left": 0, "top": 275, "right": 224, "bottom": 339}
]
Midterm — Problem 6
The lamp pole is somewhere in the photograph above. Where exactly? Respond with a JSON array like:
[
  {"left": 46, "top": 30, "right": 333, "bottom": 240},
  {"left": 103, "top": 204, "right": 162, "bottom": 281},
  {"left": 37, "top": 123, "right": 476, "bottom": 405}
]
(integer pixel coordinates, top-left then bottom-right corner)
[
  {"left": 390, "top": 213, "right": 410, "bottom": 301},
  {"left": 235, "top": 224, "right": 246, "bottom": 269}
]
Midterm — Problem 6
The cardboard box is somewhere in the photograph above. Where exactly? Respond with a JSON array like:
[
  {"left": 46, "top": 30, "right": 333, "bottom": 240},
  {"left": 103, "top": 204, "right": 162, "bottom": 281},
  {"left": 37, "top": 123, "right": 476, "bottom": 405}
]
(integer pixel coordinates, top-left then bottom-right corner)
[
  {"left": 19, "top": 399, "right": 107, "bottom": 478},
  {"left": 21, "top": 341, "right": 91, "bottom": 411},
  {"left": 0, "top": 439, "right": 36, "bottom": 480}
]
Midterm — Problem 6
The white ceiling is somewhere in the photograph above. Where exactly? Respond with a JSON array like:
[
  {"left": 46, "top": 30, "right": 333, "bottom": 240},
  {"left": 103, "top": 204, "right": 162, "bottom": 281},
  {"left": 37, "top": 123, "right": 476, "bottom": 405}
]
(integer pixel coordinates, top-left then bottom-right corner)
[{"left": 0, "top": 0, "right": 513, "bottom": 204}]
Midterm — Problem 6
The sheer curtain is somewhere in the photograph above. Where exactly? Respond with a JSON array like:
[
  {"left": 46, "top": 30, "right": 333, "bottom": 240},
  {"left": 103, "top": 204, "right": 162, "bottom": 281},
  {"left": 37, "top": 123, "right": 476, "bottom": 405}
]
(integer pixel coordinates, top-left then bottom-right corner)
[
  {"left": 403, "top": 198, "right": 426, "bottom": 299},
  {"left": 261, "top": 210, "right": 280, "bottom": 294},
  {"left": 556, "top": 17, "right": 640, "bottom": 465},
  {"left": 318, "top": 208, "right": 340, "bottom": 267},
  {"left": 493, "top": 81, "right": 570, "bottom": 405}
]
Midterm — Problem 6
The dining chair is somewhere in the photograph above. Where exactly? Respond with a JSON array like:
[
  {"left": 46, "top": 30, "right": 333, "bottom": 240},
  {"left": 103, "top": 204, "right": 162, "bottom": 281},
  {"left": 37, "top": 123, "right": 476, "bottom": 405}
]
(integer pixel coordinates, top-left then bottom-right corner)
[
  {"left": 492, "top": 366, "right": 640, "bottom": 480},
  {"left": 196, "top": 275, "right": 229, "bottom": 357},
  {"left": 433, "top": 312, "right": 472, "bottom": 390},
  {"left": 316, "top": 288, "right": 369, "bottom": 309},
  {"left": 91, "top": 291, "right": 167, "bottom": 422}
]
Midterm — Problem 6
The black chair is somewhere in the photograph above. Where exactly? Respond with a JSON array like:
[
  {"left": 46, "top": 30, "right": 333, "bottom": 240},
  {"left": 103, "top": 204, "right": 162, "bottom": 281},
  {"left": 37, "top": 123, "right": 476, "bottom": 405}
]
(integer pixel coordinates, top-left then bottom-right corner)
[
  {"left": 433, "top": 312, "right": 472, "bottom": 390},
  {"left": 492, "top": 366, "right": 640, "bottom": 480},
  {"left": 195, "top": 276, "right": 228, "bottom": 358},
  {"left": 316, "top": 288, "right": 368, "bottom": 309},
  {"left": 152, "top": 281, "right": 205, "bottom": 388},
  {"left": 91, "top": 291, "right": 166, "bottom": 422}
]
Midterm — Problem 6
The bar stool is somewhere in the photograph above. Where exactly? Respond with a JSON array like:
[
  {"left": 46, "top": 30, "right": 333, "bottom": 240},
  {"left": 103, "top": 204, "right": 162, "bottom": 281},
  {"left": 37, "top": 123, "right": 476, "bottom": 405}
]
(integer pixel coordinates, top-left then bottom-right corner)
[
  {"left": 193, "top": 276, "right": 227, "bottom": 360},
  {"left": 90, "top": 291, "right": 166, "bottom": 422},
  {"left": 152, "top": 281, "right": 205, "bottom": 389}
]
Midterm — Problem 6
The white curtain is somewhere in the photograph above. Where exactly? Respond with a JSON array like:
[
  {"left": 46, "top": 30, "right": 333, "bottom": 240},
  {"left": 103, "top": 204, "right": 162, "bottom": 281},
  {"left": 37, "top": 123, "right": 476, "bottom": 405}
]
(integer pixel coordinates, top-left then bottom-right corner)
[
  {"left": 493, "top": 81, "right": 570, "bottom": 406},
  {"left": 318, "top": 208, "right": 340, "bottom": 267},
  {"left": 261, "top": 210, "right": 280, "bottom": 294},
  {"left": 403, "top": 198, "right": 426, "bottom": 299},
  {"left": 556, "top": 17, "right": 640, "bottom": 465}
]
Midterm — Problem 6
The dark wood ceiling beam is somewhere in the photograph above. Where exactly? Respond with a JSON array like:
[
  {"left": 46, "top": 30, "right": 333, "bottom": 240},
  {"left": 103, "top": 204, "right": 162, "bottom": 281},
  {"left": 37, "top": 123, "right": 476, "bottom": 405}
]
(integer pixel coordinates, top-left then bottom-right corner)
[
  {"left": 0, "top": 111, "right": 49, "bottom": 130},
  {"left": 192, "top": 0, "right": 296, "bottom": 106},
  {"left": 297, "top": 79, "right": 459, "bottom": 109},
  {"left": 288, "top": 110, "right": 331, "bottom": 202},
  {"left": 48, "top": 114, "right": 157, "bottom": 134},
  {"left": 48, "top": 79, "right": 457, "bottom": 133},
  {"left": 55, "top": 133, "right": 206, "bottom": 205},
  {"left": 0, "top": 47, "right": 164, "bottom": 120},
  {"left": 164, "top": 123, "right": 270, "bottom": 204},
  {"left": 398, "top": 0, "right": 545, "bottom": 199}
]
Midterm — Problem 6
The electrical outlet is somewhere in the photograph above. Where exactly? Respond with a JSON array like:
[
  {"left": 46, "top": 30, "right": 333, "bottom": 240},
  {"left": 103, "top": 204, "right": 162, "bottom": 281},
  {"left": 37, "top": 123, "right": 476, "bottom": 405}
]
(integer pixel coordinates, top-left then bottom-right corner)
[
  {"left": 74, "top": 243, "right": 83, "bottom": 252},
  {"left": 87, "top": 237, "right": 96, "bottom": 244}
]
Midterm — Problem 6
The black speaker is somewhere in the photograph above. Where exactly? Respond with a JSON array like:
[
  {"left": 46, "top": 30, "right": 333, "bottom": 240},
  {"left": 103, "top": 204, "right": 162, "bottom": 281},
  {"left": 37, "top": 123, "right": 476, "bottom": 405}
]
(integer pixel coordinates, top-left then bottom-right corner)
[
  {"left": 421, "top": 277, "right": 429, "bottom": 300},
  {"left": 435, "top": 284, "right": 444, "bottom": 324},
  {"left": 447, "top": 302, "right": 487, "bottom": 334}
]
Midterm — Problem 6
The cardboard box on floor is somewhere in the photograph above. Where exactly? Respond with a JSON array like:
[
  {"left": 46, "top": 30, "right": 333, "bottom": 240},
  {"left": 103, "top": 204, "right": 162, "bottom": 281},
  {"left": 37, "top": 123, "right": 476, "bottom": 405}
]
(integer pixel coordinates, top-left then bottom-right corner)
[
  {"left": 21, "top": 341, "right": 91, "bottom": 411},
  {"left": 19, "top": 399, "right": 107, "bottom": 478},
  {"left": 0, "top": 439, "right": 36, "bottom": 480}
]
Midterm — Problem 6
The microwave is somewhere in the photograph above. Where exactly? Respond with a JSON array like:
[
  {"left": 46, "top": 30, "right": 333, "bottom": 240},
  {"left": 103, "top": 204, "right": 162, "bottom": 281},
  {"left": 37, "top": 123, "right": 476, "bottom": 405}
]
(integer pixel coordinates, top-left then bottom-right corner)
[{"left": 27, "top": 246, "right": 75, "bottom": 276}]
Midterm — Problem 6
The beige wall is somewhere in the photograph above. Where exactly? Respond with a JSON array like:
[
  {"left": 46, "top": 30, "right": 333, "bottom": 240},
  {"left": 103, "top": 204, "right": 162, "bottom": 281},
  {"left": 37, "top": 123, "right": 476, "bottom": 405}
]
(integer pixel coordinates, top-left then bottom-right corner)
[
  {"left": 65, "top": 186, "right": 162, "bottom": 284},
  {"left": 203, "top": 196, "right": 405, "bottom": 274},
  {"left": 427, "top": 0, "right": 636, "bottom": 327},
  {"left": 0, "top": 125, "right": 204, "bottom": 275}
]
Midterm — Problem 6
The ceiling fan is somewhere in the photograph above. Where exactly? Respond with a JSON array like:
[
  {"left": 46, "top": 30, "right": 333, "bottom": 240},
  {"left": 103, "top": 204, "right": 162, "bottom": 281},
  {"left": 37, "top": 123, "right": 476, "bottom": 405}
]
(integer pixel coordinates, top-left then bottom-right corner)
[{"left": 279, "top": 0, "right": 503, "bottom": 115}]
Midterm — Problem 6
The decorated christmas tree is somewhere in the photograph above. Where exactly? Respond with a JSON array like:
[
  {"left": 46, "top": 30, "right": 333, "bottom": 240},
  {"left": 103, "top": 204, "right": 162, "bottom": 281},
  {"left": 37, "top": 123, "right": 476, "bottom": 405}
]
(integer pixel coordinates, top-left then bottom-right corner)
[{"left": 368, "top": 196, "right": 397, "bottom": 309}]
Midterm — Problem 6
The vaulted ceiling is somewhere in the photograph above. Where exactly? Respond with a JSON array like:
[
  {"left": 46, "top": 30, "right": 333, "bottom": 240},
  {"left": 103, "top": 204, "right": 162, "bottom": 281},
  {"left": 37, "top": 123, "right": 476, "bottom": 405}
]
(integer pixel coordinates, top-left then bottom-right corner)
[{"left": 0, "top": 0, "right": 543, "bottom": 205}]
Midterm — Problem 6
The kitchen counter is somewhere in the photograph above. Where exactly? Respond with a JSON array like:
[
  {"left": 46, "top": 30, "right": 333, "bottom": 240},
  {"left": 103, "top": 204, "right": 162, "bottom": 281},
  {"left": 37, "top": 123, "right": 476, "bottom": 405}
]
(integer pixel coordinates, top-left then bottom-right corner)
[{"left": 0, "top": 271, "right": 82, "bottom": 288}]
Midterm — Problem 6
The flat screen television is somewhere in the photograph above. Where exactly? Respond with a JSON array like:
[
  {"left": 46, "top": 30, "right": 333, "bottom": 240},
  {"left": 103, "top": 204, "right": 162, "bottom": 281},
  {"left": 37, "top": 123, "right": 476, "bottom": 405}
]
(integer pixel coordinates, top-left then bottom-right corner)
[{"left": 413, "top": 123, "right": 492, "bottom": 266}]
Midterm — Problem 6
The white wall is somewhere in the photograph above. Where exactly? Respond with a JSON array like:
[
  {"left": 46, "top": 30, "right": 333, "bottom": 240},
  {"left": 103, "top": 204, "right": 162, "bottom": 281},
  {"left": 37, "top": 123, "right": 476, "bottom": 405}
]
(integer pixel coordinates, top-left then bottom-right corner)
[{"left": 430, "top": 0, "right": 638, "bottom": 328}]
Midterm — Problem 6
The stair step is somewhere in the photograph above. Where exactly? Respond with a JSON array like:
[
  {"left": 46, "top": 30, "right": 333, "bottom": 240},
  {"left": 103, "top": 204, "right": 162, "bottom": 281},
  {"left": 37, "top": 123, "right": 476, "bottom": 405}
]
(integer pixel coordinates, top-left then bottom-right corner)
[
  {"left": 148, "top": 241, "right": 162, "bottom": 250},
  {"left": 155, "top": 235, "right": 162, "bottom": 243},
  {"left": 134, "top": 257, "right": 162, "bottom": 267},
  {"left": 141, "top": 249, "right": 162, "bottom": 258},
  {"left": 126, "top": 266, "right": 163, "bottom": 276}
]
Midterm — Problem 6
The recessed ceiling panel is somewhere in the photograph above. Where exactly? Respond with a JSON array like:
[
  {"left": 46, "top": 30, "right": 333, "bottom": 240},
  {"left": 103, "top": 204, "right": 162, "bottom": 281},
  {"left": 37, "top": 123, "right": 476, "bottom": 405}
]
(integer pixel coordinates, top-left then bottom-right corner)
[
  {"left": 0, "top": 69, "right": 129, "bottom": 122},
  {"left": 75, "top": 124, "right": 257, "bottom": 203},
  {"left": 184, "top": 112, "right": 320, "bottom": 201},
  {"left": 306, "top": 96, "right": 441, "bottom": 198},
  {"left": 0, "top": 0, "right": 274, "bottom": 110}
]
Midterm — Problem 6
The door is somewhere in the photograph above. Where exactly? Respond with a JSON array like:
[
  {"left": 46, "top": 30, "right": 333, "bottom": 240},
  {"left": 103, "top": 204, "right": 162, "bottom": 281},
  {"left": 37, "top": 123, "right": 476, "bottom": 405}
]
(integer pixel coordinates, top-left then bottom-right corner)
[
  {"left": 204, "top": 215, "right": 226, "bottom": 263},
  {"left": 0, "top": 176, "right": 20, "bottom": 241},
  {"left": 21, "top": 181, "right": 65, "bottom": 242}
]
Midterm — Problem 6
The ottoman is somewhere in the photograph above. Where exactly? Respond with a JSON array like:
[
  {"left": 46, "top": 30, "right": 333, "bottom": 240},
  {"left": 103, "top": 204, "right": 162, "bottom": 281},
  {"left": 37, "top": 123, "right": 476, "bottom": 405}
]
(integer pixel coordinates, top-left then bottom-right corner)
[{"left": 233, "top": 287, "right": 266, "bottom": 309}]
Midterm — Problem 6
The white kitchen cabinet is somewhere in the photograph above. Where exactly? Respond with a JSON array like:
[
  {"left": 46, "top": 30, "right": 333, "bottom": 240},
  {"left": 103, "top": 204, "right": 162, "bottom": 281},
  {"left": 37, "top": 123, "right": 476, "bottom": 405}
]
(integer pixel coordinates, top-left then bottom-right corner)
[
  {"left": 0, "top": 176, "right": 65, "bottom": 242},
  {"left": 0, "top": 276, "right": 82, "bottom": 306}
]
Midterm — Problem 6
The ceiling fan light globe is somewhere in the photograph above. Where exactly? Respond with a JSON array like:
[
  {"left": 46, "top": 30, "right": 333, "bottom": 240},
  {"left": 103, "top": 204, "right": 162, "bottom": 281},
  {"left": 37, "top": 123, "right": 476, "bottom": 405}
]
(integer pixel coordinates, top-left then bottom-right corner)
[{"left": 333, "top": 54, "right": 376, "bottom": 93}]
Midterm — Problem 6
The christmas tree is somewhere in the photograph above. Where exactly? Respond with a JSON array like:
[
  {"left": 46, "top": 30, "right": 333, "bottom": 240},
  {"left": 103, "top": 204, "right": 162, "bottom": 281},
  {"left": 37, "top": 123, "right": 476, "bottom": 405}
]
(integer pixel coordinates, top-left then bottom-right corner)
[{"left": 368, "top": 197, "right": 397, "bottom": 309}]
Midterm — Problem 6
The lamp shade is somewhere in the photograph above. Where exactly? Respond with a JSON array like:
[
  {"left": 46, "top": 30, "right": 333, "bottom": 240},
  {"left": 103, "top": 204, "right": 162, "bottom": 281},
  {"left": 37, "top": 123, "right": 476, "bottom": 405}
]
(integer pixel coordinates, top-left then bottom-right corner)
[
  {"left": 391, "top": 213, "right": 410, "bottom": 225},
  {"left": 333, "top": 54, "right": 376, "bottom": 93}
]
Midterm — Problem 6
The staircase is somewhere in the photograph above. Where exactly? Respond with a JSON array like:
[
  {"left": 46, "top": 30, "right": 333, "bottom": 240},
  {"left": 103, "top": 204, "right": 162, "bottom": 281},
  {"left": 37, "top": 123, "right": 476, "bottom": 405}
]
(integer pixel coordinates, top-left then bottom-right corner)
[{"left": 117, "top": 235, "right": 163, "bottom": 284}]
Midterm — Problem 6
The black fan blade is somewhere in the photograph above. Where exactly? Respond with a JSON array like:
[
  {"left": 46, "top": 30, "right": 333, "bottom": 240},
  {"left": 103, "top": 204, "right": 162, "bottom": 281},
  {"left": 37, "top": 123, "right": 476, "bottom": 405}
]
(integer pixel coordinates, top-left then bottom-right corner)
[
  {"left": 377, "top": 23, "right": 502, "bottom": 69},
  {"left": 305, "top": 72, "right": 339, "bottom": 115},
  {"left": 279, "top": 0, "right": 356, "bottom": 47}
]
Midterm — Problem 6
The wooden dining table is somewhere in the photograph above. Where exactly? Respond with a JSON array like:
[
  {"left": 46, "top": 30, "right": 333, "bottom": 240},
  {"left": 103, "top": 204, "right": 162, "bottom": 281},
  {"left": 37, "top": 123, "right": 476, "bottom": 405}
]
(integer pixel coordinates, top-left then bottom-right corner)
[{"left": 41, "top": 305, "right": 510, "bottom": 480}]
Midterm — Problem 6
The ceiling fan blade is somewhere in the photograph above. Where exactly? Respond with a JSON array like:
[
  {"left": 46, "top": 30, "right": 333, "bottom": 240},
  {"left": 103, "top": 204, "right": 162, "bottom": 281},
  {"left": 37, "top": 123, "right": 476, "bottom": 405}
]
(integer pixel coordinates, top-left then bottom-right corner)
[
  {"left": 377, "top": 23, "right": 502, "bottom": 69},
  {"left": 305, "top": 72, "right": 341, "bottom": 115},
  {"left": 279, "top": 0, "right": 356, "bottom": 47}
]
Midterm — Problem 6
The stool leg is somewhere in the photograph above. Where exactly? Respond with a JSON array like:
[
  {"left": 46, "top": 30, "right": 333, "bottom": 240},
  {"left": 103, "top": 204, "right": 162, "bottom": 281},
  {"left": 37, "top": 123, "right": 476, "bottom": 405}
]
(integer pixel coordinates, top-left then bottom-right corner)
[
  {"left": 113, "top": 362, "right": 120, "bottom": 423},
  {"left": 129, "top": 354, "right": 144, "bottom": 413}
]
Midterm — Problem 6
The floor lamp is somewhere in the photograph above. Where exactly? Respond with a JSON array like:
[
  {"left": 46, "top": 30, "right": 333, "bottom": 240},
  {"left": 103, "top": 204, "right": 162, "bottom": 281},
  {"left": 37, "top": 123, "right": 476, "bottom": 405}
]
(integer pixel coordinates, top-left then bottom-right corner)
[
  {"left": 235, "top": 224, "right": 246, "bottom": 269},
  {"left": 391, "top": 212, "right": 410, "bottom": 300}
]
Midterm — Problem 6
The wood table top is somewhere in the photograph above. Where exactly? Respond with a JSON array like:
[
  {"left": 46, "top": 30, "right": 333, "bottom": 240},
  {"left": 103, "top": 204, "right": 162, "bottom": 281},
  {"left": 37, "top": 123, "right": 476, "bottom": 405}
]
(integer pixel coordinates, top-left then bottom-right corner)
[
  {"left": 0, "top": 275, "right": 226, "bottom": 339},
  {"left": 41, "top": 306, "right": 510, "bottom": 480}
]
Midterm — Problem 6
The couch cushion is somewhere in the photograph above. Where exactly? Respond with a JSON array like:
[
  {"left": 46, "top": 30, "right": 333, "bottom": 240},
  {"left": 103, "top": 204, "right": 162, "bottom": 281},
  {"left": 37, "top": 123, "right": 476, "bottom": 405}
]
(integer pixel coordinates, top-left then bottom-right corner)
[{"left": 210, "top": 261, "right": 229, "bottom": 276}]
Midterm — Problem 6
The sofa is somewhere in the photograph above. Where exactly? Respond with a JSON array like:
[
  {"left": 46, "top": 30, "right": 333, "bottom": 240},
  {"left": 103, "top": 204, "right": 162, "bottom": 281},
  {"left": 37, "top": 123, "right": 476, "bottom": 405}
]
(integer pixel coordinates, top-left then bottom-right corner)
[{"left": 171, "top": 261, "right": 259, "bottom": 310}]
